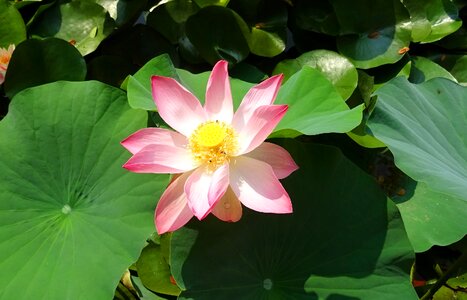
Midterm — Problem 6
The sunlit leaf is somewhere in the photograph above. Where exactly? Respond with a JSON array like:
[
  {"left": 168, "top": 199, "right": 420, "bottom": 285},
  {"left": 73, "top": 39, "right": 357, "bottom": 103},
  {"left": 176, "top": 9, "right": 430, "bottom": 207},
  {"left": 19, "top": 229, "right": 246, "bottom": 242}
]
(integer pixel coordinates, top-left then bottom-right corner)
[
  {"left": 0, "top": 81, "right": 168, "bottom": 299},
  {"left": 368, "top": 77, "right": 467, "bottom": 201}
]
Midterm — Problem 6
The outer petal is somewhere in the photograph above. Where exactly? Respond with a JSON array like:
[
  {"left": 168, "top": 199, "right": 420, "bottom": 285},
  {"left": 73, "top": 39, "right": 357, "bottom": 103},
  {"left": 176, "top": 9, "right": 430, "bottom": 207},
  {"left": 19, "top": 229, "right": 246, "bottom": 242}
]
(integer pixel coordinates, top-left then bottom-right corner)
[
  {"left": 211, "top": 187, "right": 242, "bottom": 222},
  {"left": 232, "top": 74, "right": 283, "bottom": 131},
  {"left": 184, "top": 164, "right": 229, "bottom": 220},
  {"left": 155, "top": 173, "right": 194, "bottom": 234},
  {"left": 121, "top": 127, "right": 187, "bottom": 154},
  {"left": 123, "top": 144, "right": 197, "bottom": 173},
  {"left": 236, "top": 104, "right": 288, "bottom": 155},
  {"left": 230, "top": 156, "right": 292, "bottom": 214},
  {"left": 244, "top": 142, "right": 298, "bottom": 179},
  {"left": 152, "top": 76, "right": 207, "bottom": 136},
  {"left": 205, "top": 60, "right": 233, "bottom": 123}
]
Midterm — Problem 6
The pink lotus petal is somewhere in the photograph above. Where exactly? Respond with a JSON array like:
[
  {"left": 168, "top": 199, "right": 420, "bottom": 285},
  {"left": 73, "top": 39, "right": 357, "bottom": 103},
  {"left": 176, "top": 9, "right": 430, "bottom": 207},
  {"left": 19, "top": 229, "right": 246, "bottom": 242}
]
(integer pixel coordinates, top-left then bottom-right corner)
[
  {"left": 211, "top": 187, "right": 242, "bottom": 222},
  {"left": 230, "top": 156, "right": 292, "bottom": 214},
  {"left": 123, "top": 144, "right": 197, "bottom": 173},
  {"left": 121, "top": 127, "right": 187, "bottom": 155},
  {"left": 184, "top": 164, "right": 229, "bottom": 220},
  {"left": 232, "top": 74, "right": 283, "bottom": 131},
  {"left": 152, "top": 76, "right": 207, "bottom": 136},
  {"left": 236, "top": 104, "right": 288, "bottom": 154},
  {"left": 155, "top": 173, "right": 194, "bottom": 234},
  {"left": 205, "top": 60, "right": 233, "bottom": 123},
  {"left": 244, "top": 142, "right": 298, "bottom": 179}
]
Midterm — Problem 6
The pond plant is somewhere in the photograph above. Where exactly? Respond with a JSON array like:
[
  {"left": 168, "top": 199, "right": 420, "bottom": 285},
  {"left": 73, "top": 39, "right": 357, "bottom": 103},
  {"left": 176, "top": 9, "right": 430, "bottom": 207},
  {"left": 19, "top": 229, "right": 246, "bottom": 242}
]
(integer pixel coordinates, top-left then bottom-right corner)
[{"left": 0, "top": 0, "right": 466, "bottom": 299}]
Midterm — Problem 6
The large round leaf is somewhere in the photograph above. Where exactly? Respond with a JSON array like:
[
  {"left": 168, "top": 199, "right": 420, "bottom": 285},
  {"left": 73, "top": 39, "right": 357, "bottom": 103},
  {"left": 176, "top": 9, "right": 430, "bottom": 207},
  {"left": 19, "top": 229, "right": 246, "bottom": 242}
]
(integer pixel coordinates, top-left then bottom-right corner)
[
  {"left": 401, "top": 0, "right": 462, "bottom": 43},
  {"left": 394, "top": 181, "right": 467, "bottom": 252},
  {"left": 4, "top": 38, "right": 86, "bottom": 99},
  {"left": 273, "top": 67, "right": 363, "bottom": 137},
  {"left": 170, "top": 141, "right": 417, "bottom": 299},
  {"left": 28, "top": 0, "right": 115, "bottom": 55},
  {"left": 185, "top": 6, "right": 250, "bottom": 64},
  {"left": 367, "top": 77, "right": 467, "bottom": 201},
  {"left": 0, "top": 0, "right": 26, "bottom": 47},
  {"left": 0, "top": 81, "right": 168, "bottom": 299},
  {"left": 273, "top": 50, "right": 358, "bottom": 100}
]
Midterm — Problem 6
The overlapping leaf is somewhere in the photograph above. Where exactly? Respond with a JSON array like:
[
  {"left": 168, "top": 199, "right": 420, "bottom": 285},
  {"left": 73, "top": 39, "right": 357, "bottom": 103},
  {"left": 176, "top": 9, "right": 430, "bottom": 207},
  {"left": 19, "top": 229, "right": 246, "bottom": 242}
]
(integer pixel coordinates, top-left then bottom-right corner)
[{"left": 368, "top": 77, "right": 467, "bottom": 250}]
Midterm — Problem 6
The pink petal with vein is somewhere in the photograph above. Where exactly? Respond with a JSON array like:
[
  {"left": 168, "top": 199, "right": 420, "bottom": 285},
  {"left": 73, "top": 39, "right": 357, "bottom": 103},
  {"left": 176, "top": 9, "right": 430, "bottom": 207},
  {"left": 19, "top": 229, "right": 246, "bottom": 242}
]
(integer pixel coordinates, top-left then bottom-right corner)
[
  {"left": 211, "top": 187, "right": 242, "bottom": 222},
  {"left": 244, "top": 142, "right": 298, "bottom": 179},
  {"left": 121, "top": 127, "right": 187, "bottom": 154},
  {"left": 232, "top": 74, "right": 283, "bottom": 131},
  {"left": 236, "top": 104, "right": 288, "bottom": 154},
  {"left": 123, "top": 144, "right": 197, "bottom": 173},
  {"left": 230, "top": 156, "right": 292, "bottom": 214},
  {"left": 185, "top": 164, "right": 229, "bottom": 220},
  {"left": 155, "top": 173, "right": 193, "bottom": 234},
  {"left": 205, "top": 60, "right": 233, "bottom": 123},
  {"left": 152, "top": 76, "right": 206, "bottom": 136}
]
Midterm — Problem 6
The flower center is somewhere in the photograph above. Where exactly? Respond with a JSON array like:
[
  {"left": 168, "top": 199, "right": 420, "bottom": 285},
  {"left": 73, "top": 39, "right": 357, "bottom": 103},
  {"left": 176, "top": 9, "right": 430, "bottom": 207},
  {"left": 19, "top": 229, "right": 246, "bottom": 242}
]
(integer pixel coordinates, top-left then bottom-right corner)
[
  {"left": 0, "top": 54, "right": 10, "bottom": 65},
  {"left": 189, "top": 121, "right": 237, "bottom": 170}
]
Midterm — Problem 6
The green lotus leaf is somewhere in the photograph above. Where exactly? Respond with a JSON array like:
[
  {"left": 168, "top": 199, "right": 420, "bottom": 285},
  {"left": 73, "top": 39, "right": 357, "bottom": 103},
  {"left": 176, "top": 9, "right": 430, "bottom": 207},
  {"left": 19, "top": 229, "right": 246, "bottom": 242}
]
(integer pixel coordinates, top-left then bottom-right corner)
[
  {"left": 394, "top": 180, "right": 467, "bottom": 252},
  {"left": 273, "top": 49, "right": 358, "bottom": 100},
  {"left": 170, "top": 141, "right": 417, "bottom": 299},
  {"left": 247, "top": 27, "right": 286, "bottom": 57},
  {"left": 273, "top": 67, "right": 363, "bottom": 137},
  {"left": 126, "top": 54, "right": 179, "bottom": 111},
  {"left": 335, "top": 0, "right": 412, "bottom": 69},
  {"left": 4, "top": 38, "right": 86, "bottom": 99},
  {"left": 367, "top": 77, "right": 467, "bottom": 201},
  {"left": 0, "top": 0, "right": 26, "bottom": 47},
  {"left": 409, "top": 56, "right": 457, "bottom": 84},
  {"left": 401, "top": 0, "right": 462, "bottom": 43},
  {"left": 136, "top": 242, "right": 181, "bottom": 296},
  {"left": 185, "top": 6, "right": 250, "bottom": 64},
  {"left": 0, "top": 81, "right": 169, "bottom": 299},
  {"left": 28, "top": 0, "right": 115, "bottom": 55}
]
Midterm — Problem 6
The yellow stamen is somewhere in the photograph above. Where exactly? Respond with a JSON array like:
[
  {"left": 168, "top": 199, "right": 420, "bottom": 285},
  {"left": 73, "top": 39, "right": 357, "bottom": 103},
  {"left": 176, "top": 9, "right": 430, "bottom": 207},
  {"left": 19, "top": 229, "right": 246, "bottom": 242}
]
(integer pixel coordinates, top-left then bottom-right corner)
[{"left": 189, "top": 121, "right": 238, "bottom": 171}]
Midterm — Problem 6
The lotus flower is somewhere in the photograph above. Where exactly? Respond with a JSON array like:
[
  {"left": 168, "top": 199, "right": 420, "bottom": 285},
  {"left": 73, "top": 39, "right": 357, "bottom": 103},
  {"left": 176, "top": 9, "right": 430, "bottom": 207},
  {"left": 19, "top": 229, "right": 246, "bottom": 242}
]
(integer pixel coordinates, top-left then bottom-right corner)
[
  {"left": 122, "top": 60, "right": 298, "bottom": 234},
  {"left": 0, "top": 44, "right": 15, "bottom": 85}
]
